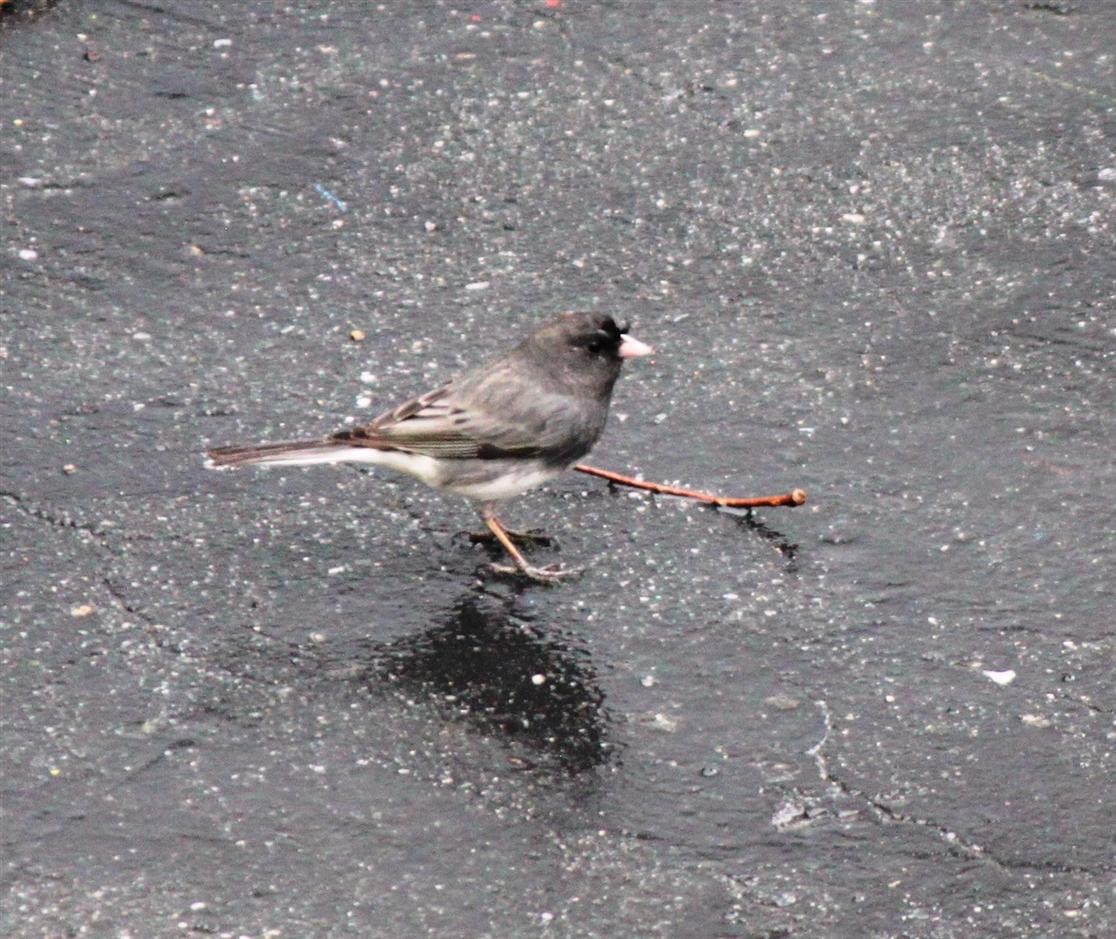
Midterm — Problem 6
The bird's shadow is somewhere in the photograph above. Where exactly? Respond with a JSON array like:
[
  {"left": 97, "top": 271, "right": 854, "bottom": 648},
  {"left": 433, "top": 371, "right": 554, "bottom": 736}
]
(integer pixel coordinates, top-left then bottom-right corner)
[{"left": 332, "top": 585, "right": 617, "bottom": 775}]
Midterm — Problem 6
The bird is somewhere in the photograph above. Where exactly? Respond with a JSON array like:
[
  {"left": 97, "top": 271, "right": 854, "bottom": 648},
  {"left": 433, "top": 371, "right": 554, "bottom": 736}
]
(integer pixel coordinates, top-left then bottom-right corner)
[{"left": 206, "top": 311, "right": 654, "bottom": 582}]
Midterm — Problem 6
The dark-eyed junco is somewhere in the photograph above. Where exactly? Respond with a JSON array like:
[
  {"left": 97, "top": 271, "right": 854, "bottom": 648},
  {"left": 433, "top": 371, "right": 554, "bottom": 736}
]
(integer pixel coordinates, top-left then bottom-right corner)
[{"left": 206, "top": 312, "right": 653, "bottom": 581}]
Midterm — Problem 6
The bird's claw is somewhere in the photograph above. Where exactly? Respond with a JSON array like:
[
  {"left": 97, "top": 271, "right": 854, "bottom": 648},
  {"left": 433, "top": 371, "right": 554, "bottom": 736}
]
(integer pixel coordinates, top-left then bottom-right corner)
[{"left": 488, "top": 562, "right": 583, "bottom": 584}]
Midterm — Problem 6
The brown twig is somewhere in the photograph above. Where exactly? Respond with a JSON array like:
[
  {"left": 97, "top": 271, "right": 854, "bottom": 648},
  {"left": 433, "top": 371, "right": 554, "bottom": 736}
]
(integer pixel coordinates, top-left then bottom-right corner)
[{"left": 574, "top": 464, "right": 806, "bottom": 509}]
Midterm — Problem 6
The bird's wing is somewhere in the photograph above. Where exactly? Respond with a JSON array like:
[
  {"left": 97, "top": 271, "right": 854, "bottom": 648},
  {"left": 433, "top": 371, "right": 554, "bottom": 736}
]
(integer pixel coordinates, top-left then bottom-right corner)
[{"left": 332, "top": 367, "right": 586, "bottom": 461}]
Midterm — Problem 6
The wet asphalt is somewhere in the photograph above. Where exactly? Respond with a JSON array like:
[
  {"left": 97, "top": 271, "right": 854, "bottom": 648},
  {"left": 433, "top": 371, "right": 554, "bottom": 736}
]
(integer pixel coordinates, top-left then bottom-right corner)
[{"left": 2, "top": 1, "right": 1114, "bottom": 936}]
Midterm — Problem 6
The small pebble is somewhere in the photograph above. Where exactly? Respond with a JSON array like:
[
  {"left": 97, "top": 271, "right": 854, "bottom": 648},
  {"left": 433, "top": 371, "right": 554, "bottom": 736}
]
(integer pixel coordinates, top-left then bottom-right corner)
[
  {"left": 350, "top": 329, "right": 365, "bottom": 342},
  {"left": 765, "top": 693, "right": 800, "bottom": 711}
]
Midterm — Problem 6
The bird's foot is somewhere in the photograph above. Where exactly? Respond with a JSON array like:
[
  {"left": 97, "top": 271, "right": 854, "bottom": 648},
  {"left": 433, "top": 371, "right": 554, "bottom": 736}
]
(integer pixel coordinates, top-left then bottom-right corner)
[{"left": 488, "top": 561, "right": 583, "bottom": 584}]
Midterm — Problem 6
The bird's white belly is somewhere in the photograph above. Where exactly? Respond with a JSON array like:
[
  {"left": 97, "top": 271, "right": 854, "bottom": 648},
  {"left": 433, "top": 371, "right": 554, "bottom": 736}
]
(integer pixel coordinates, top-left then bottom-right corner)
[{"left": 443, "top": 462, "right": 565, "bottom": 503}]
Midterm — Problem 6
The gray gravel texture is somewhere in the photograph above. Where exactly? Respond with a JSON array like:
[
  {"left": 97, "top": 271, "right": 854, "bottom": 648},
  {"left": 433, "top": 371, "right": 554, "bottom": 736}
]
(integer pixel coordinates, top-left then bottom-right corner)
[{"left": 2, "top": 1, "right": 1114, "bottom": 937}]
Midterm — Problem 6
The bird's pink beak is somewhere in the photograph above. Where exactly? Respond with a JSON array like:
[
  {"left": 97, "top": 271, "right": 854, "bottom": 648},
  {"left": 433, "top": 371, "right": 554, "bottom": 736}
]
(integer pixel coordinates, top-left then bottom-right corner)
[{"left": 618, "top": 334, "right": 654, "bottom": 359}]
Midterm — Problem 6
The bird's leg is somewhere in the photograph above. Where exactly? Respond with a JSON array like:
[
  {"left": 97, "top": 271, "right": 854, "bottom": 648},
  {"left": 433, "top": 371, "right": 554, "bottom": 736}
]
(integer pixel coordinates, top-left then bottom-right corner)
[
  {"left": 477, "top": 507, "right": 580, "bottom": 583},
  {"left": 464, "top": 526, "right": 553, "bottom": 546},
  {"left": 482, "top": 515, "right": 532, "bottom": 570},
  {"left": 574, "top": 463, "right": 807, "bottom": 509}
]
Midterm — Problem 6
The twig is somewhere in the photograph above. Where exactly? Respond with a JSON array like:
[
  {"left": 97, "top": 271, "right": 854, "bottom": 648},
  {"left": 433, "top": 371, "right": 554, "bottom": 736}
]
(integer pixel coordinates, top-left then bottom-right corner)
[{"left": 573, "top": 464, "right": 806, "bottom": 509}]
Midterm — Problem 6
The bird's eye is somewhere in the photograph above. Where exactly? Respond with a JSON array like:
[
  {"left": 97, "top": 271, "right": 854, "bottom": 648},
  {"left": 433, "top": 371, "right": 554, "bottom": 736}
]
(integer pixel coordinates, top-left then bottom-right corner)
[{"left": 582, "top": 328, "right": 612, "bottom": 354}]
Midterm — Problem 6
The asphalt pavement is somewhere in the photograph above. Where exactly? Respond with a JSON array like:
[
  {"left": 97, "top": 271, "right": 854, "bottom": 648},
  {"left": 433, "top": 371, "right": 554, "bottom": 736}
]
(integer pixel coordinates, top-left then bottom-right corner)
[{"left": 2, "top": 1, "right": 1114, "bottom": 936}]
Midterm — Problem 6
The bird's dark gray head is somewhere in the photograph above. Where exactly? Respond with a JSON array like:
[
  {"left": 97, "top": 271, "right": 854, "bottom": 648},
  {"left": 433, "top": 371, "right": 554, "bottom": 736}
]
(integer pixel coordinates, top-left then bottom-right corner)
[
  {"left": 530, "top": 311, "right": 653, "bottom": 364},
  {"left": 513, "top": 311, "right": 653, "bottom": 402}
]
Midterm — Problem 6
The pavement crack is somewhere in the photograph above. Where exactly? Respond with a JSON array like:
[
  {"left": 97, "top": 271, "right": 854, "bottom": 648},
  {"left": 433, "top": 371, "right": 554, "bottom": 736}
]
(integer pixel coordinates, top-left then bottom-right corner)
[
  {"left": 121, "top": 737, "right": 197, "bottom": 783},
  {"left": 1, "top": 490, "right": 111, "bottom": 540},
  {"left": 1055, "top": 689, "right": 1108, "bottom": 715},
  {"left": 101, "top": 576, "right": 159, "bottom": 627},
  {"left": 805, "top": 700, "right": 1104, "bottom": 876},
  {"left": 805, "top": 698, "right": 832, "bottom": 781}
]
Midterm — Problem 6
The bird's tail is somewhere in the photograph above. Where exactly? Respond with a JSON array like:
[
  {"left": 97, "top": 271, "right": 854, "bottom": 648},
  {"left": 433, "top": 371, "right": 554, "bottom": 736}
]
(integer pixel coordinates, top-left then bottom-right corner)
[{"left": 206, "top": 438, "right": 359, "bottom": 468}]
